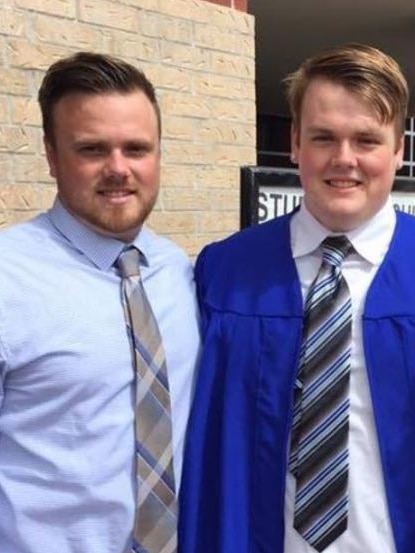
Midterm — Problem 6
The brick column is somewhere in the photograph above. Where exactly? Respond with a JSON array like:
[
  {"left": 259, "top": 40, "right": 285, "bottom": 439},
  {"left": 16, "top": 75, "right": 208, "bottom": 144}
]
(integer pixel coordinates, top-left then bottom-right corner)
[{"left": 203, "top": 0, "right": 248, "bottom": 12}]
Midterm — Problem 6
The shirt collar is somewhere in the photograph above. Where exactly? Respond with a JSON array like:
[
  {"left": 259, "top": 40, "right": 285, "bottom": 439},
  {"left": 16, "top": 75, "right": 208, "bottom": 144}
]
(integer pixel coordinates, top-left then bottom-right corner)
[
  {"left": 48, "top": 198, "right": 153, "bottom": 271},
  {"left": 291, "top": 197, "right": 396, "bottom": 267}
]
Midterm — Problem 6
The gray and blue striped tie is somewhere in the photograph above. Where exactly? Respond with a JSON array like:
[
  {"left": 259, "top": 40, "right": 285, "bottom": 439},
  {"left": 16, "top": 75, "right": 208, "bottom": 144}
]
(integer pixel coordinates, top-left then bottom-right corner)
[
  {"left": 289, "top": 235, "right": 353, "bottom": 552},
  {"left": 117, "top": 247, "right": 177, "bottom": 553}
]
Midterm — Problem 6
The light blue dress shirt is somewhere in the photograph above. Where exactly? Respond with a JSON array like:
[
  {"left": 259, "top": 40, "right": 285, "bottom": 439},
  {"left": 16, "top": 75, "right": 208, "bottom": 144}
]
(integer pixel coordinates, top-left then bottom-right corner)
[{"left": 0, "top": 199, "right": 200, "bottom": 553}]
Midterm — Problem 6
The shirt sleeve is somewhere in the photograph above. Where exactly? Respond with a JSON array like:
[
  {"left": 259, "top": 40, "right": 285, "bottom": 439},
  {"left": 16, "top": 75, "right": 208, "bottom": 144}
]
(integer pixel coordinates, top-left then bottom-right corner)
[{"left": 0, "top": 312, "right": 9, "bottom": 411}]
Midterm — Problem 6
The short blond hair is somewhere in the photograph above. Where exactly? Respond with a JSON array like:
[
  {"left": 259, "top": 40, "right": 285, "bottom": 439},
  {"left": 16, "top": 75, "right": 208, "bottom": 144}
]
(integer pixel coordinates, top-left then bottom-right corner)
[{"left": 285, "top": 43, "right": 409, "bottom": 137}]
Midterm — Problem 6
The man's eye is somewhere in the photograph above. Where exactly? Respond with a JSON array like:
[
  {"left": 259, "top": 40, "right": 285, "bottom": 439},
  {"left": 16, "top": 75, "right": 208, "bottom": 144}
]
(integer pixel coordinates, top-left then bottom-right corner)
[
  {"left": 78, "top": 145, "right": 103, "bottom": 155},
  {"left": 312, "top": 135, "right": 332, "bottom": 143},
  {"left": 125, "top": 145, "right": 149, "bottom": 157},
  {"left": 358, "top": 137, "right": 380, "bottom": 146}
]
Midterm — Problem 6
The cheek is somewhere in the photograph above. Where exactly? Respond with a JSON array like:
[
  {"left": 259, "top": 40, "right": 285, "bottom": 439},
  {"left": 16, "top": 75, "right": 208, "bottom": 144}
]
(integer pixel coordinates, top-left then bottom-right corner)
[
  {"left": 57, "top": 164, "right": 97, "bottom": 196},
  {"left": 362, "top": 156, "right": 396, "bottom": 179},
  {"left": 299, "top": 151, "right": 327, "bottom": 180},
  {"left": 133, "top": 159, "right": 160, "bottom": 184}
]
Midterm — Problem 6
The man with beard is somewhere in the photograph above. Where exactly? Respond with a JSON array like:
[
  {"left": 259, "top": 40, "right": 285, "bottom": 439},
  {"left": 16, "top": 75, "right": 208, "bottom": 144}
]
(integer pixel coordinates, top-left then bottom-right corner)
[{"left": 0, "top": 52, "right": 200, "bottom": 553}]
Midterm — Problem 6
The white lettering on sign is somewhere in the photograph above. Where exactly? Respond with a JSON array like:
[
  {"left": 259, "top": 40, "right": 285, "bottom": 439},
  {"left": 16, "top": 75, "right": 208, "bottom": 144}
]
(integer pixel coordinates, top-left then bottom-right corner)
[
  {"left": 258, "top": 186, "right": 415, "bottom": 222},
  {"left": 258, "top": 187, "right": 303, "bottom": 222}
]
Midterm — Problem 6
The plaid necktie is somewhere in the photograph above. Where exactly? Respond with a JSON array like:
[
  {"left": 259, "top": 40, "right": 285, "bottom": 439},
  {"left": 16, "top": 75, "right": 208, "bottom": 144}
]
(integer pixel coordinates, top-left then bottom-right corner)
[
  {"left": 117, "top": 247, "right": 177, "bottom": 553},
  {"left": 289, "top": 235, "right": 353, "bottom": 552}
]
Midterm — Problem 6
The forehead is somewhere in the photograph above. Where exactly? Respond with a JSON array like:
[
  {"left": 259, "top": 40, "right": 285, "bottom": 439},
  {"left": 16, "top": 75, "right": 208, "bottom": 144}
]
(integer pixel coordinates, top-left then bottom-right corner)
[
  {"left": 52, "top": 91, "right": 159, "bottom": 135},
  {"left": 299, "top": 78, "right": 383, "bottom": 127}
]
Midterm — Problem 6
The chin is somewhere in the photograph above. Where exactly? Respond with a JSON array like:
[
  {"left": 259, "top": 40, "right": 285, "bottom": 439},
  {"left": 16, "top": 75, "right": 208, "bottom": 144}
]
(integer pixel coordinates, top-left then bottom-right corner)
[
  {"left": 80, "top": 215, "right": 142, "bottom": 241},
  {"left": 324, "top": 212, "right": 364, "bottom": 232}
]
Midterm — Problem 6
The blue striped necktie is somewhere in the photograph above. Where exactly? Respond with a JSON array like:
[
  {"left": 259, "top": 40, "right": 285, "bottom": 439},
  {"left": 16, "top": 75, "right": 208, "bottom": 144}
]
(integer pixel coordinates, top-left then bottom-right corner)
[
  {"left": 117, "top": 247, "right": 177, "bottom": 553},
  {"left": 289, "top": 235, "right": 353, "bottom": 552}
]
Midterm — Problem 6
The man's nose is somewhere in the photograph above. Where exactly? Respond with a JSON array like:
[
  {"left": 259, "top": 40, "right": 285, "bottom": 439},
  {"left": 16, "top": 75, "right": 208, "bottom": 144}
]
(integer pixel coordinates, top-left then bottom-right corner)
[
  {"left": 104, "top": 151, "right": 130, "bottom": 180},
  {"left": 331, "top": 141, "right": 357, "bottom": 168}
]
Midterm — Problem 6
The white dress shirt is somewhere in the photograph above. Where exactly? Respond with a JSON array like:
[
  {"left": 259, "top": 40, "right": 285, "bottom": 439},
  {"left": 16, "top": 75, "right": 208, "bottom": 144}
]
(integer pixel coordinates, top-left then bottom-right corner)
[{"left": 284, "top": 199, "right": 397, "bottom": 553}]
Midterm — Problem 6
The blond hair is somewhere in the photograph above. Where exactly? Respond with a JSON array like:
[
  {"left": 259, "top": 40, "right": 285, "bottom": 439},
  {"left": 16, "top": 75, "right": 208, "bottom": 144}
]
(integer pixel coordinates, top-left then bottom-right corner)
[{"left": 285, "top": 43, "right": 409, "bottom": 137}]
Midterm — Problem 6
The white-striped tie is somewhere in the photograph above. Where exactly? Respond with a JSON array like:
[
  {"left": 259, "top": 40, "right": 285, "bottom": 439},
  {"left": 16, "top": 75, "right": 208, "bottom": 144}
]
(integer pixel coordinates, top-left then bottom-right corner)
[
  {"left": 117, "top": 247, "right": 177, "bottom": 553},
  {"left": 289, "top": 235, "right": 353, "bottom": 551}
]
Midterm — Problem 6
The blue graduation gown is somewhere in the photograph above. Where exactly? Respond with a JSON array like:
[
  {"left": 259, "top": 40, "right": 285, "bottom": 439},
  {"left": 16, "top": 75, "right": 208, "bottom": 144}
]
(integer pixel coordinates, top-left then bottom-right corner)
[{"left": 179, "top": 211, "right": 415, "bottom": 553}]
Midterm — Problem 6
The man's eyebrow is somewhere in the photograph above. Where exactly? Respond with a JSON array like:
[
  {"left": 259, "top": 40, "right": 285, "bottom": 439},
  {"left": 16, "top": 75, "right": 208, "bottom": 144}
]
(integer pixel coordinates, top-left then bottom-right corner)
[
  {"left": 355, "top": 129, "right": 383, "bottom": 137},
  {"left": 305, "top": 126, "right": 333, "bottom": 134},
  {"left": 124, "top": 139, "right": 152, "bottom": 146}
]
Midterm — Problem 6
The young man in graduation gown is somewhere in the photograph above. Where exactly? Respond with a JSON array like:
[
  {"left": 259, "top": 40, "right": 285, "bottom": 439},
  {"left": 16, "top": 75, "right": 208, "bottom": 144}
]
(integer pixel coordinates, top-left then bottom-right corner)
[{"left": 179, "top": 44, "right": 415, "bottom": 553}]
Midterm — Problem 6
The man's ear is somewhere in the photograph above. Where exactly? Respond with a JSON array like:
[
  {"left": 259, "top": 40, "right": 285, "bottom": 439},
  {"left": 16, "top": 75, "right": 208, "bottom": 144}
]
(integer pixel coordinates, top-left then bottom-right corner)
[
  {"left": 44, "top": 136, "right": 57, "bottom": 179},
  {"left": 290, "top": 124, "right": 299, "bottom": 164},
  {"left": 395, "top": 134, "right": 404, "bottom": 170}
]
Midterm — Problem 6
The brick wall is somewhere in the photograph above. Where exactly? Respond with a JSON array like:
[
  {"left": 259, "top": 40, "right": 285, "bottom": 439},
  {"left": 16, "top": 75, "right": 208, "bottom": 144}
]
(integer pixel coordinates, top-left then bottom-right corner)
[
  {"left": 204, "top": 0, "right": 248, "bottom": 12},
  {"left": 0, "top": 0, "right": 255, "bottom": 255}
]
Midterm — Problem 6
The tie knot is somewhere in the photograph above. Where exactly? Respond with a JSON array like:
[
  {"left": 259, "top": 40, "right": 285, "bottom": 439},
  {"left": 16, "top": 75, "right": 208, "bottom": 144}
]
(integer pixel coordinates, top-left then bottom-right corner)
[
  {"left": 321, "top": 235, "right": 353, "bottom": 267},
  {"left": 116, "top": 247, "right": 141, "bottom": 278}
]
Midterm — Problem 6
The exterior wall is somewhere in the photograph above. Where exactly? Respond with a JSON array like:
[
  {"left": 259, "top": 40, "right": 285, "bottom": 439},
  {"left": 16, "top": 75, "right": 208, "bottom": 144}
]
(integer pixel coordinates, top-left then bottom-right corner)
[
  {"left": 0, "top": 0, "right": 255, "bottom": 255},
  {"left": 204, "top": 0, "right": 248, "bottom": 12}
]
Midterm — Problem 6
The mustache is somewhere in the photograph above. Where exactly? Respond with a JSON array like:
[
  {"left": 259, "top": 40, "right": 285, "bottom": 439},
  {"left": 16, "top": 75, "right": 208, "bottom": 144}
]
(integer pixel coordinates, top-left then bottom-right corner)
[
  {"left": 101, "top": 170, "right": 130, "bottom": 183},
  {"left": 99, "top": 176, "right": 131, "bottom": 187},
  {"left": 97, "top": 184, "right": 135, "bottom": 193}
]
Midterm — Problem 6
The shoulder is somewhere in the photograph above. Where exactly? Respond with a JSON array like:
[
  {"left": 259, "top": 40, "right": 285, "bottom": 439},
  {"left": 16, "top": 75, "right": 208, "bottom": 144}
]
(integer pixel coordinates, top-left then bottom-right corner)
[
  {"left": 140, "top": 227, "right": 195, "bottom": 294},
  {"left": 390, "top": 211, "right": 415, "bottom": 255},
  {"left": 395, "top": 210, "right": 415, "bottom": 229},
  {"left": 141, "top": 225, "right": 193, "bottom": 269},
  {"left": 196, "top": 214, "right": 292, "bottom": 280},
  {"left": 0, "top": 213, "right": 72, "bottom": 290},
  {"left": 194, "top": 214, "right": 300, "bottom": 316},
  {"left": 365, "top": 211, "right": 415, "bottom": 317},
  {"left": 0, "top": 213, "right": 55, "bottom": 254}
]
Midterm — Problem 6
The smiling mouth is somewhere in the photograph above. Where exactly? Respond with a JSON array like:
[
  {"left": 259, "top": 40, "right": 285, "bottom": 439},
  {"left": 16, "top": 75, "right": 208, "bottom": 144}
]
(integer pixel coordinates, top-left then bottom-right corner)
[
  {"left": 98, "top": 189, "right": 135, "bottom": 197},
  {"left": 324, "top": 179, "right": 361, "bottom": 189}
]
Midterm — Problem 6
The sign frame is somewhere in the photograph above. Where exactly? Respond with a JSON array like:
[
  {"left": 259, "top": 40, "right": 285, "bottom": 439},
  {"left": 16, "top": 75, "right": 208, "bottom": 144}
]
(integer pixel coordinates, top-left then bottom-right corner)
[{"left": 240, "top": 166, "right": 415, "bottom": 228}]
